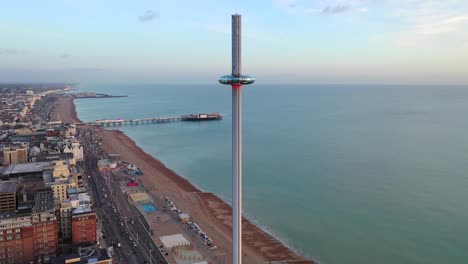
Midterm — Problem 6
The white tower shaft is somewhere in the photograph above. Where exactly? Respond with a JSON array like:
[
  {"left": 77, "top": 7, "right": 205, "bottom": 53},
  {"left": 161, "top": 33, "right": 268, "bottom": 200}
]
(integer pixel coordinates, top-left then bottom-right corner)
[{"left": 232, "top": 14, "right": 242, "bottom": 264}]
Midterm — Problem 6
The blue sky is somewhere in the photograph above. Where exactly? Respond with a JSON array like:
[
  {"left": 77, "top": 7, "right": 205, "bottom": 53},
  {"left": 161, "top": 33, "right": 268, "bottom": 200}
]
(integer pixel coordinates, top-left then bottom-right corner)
[{"left": 1, "top": 0, "right": 467, "bottom": 84}]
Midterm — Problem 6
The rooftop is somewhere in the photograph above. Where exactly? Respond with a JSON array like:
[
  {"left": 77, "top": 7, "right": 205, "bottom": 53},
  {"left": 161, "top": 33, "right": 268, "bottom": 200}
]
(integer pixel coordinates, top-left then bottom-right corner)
[
  {"left": 72, "top": 206, "right": 94, "bottom": 215},
  {"left": 52, "top": 247, "right": 111, "bottom": 264},
  {"left": 159, "top": 233, "right": 190, "bottom": 249},
  {"left": 0, "top": 210, "right": 17, "bottom": 219},
  {"left": 68, "top": 187, "right": 78, "bottom": 195},
  {"left": 0, "top": 179, "right": 18, "bottom": 193},
  {"left": 2, "top": 161, "right": 51, "bottom": 176},
  {"left": 37, "top": 153, "right": 74, "bottom": 162}
]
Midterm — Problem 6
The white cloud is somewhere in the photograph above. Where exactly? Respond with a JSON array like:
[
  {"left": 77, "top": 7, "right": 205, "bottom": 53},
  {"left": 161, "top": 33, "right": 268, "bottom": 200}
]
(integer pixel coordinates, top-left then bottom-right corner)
[
  {"left": 274, "top": 0, "right": 370, "bottom": 16},
  {"left": 382, "top": 1, "right": 468, "bottom": 47}
]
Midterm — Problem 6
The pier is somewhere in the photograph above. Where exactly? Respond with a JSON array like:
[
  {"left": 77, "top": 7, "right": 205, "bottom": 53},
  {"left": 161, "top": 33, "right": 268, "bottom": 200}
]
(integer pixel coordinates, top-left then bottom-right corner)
[
  {"left": 76, "top": 113, "right": 222, "bottom": 127},
  {"left": 72, "top": 93, "right": 128, "bottom": 99}
]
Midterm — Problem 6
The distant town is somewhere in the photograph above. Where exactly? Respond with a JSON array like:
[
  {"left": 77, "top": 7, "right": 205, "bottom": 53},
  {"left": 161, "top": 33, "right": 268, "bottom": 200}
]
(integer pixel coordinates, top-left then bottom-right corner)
[
  {"left": 0, "top": 84, "right": 224, "bottom": 264},
  {"left": 0, "top": 84, "right": 169, "bottom": 264}
]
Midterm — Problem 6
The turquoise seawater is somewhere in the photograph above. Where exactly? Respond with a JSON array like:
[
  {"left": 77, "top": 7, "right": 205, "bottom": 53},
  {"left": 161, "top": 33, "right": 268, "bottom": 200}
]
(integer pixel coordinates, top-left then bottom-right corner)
[{"left": 74, "top": 84, "right": 468, "bottom": 264}]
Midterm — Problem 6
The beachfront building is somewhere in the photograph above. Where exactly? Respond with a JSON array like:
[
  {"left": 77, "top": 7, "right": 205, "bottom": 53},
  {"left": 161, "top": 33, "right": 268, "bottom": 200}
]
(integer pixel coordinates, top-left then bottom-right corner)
[
  {"left": 65, "top": 125, "right": 76, "bottom": 137},
  {"left": 97, "top": 159, "right": 117, "bottom": 171},
  {"left": 71, "top": 207, "right": 97, "bottom": 245},
  {"left": 2, "top": 146, "right": 28, "bottom": 165},
  {"left": 45, "top": 125, "right": 76, "bottom": 138}
]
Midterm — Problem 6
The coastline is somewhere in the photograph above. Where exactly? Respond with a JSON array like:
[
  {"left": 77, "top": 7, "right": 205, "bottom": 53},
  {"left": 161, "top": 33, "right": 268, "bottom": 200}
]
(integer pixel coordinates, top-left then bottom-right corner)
[{"left": 51, "top": 95, "right": 315, "bottom": 264}]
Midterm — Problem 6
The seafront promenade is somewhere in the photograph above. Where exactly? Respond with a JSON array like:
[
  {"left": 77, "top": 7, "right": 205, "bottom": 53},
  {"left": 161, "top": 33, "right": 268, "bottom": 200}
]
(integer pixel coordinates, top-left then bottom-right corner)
[{"left": 50, "top": 94, "right": 314, "bottom": 264}]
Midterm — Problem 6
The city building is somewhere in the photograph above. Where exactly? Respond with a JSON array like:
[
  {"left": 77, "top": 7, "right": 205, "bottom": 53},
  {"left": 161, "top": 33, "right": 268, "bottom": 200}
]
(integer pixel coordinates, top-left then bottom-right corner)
[
  {"left": 59, "top": 193, "right": 91, "bottom": 239},
  {"left": 32, "top": 211, "right": 59, "bottom": 263},
  {"left": 69, "top": 193, "right": 91, "bottom": 208},
  {"left": 34, "top": 153, "right": 75, "bottom": 165},
  {"left": 0, "top": 210, "right": 58, "bottom": 264},
  {"left": 52, "top": 161, "right": 70, "bottom": 178},
  {"left": 71, "top": 174, "right": 84, "bottom": 188},
  {"left": 44, "top": 170, "right": 76, "bottom": 209},
  {"left": 71, "top": 208, "right": 97, "bottom": 245},
  {"left": 59, "top": 201, "right": 73, "bottom": 239},
  {"left": 107, "top": 153, "right": 120, "bottom": 163},
  {"left": 1, "top": 161, "right": 51, "bottom": 180},
  {"left": 2, "top": 146, "right": 28, "bottom": 165},
  {"left": 0, "top": 211, "right": 34, "bottom": 263},
  {"left": 0, "top": 180, "right": 18, "bottom": 212},
  {"left": 97, "top": 159, "right": 116, "bottom": 171},
  {"left": 63, "top": 142, "right": 83, "bottom": 162}
]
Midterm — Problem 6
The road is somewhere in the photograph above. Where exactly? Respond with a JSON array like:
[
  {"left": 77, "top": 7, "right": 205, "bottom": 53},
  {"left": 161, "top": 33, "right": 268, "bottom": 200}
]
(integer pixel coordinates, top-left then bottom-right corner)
[{"left": 80, "top": 128, "right": 168, "bottom": 264}]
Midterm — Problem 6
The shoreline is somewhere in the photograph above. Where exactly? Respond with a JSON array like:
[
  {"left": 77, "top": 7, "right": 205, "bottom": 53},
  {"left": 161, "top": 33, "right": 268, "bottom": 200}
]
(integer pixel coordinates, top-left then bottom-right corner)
[{"left": 52, "top": 95, "right": 315, "bottom": 263}]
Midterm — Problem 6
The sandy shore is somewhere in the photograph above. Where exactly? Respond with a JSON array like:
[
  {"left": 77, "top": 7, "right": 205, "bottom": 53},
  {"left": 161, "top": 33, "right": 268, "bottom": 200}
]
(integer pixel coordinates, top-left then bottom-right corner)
[{"left": 52, "top": 95, "right": 314, "bottom": 264}]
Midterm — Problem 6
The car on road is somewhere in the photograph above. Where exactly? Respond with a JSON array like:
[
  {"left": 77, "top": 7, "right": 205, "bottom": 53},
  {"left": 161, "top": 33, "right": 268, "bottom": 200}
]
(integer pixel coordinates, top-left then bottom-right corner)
[{"left": 117, "top": 243, "right": 121, "bottom": 248}]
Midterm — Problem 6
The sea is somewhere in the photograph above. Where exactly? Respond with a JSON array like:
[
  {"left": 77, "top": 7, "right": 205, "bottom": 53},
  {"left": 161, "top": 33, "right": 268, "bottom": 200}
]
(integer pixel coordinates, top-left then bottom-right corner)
[{"left": 73, "top": 84, "right": 468, "bottom": 264}]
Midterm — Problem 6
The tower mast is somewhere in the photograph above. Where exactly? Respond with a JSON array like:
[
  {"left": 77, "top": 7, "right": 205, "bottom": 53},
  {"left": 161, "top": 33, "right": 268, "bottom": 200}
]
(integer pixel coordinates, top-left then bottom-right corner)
[{"left": 219, "top": 14, "right": 255, "bottom": 264}]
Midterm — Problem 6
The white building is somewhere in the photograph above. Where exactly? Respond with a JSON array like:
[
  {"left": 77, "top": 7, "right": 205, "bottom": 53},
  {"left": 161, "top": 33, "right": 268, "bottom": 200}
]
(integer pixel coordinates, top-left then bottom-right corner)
[{"left": 63, "top": 142, "right": 84, "bottom": 161}]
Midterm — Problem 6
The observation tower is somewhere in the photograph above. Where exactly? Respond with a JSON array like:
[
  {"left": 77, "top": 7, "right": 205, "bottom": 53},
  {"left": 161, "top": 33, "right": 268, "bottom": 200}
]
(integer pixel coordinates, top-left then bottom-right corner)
[{"left": 218, "top": 14, "right": 255, "bottom": 264}]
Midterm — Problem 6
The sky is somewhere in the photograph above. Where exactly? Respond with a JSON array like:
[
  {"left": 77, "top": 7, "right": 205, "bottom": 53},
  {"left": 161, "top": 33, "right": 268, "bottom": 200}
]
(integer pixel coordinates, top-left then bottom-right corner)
[{"left": 1, "top": 0, "right": 468, "bottom": 85}]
